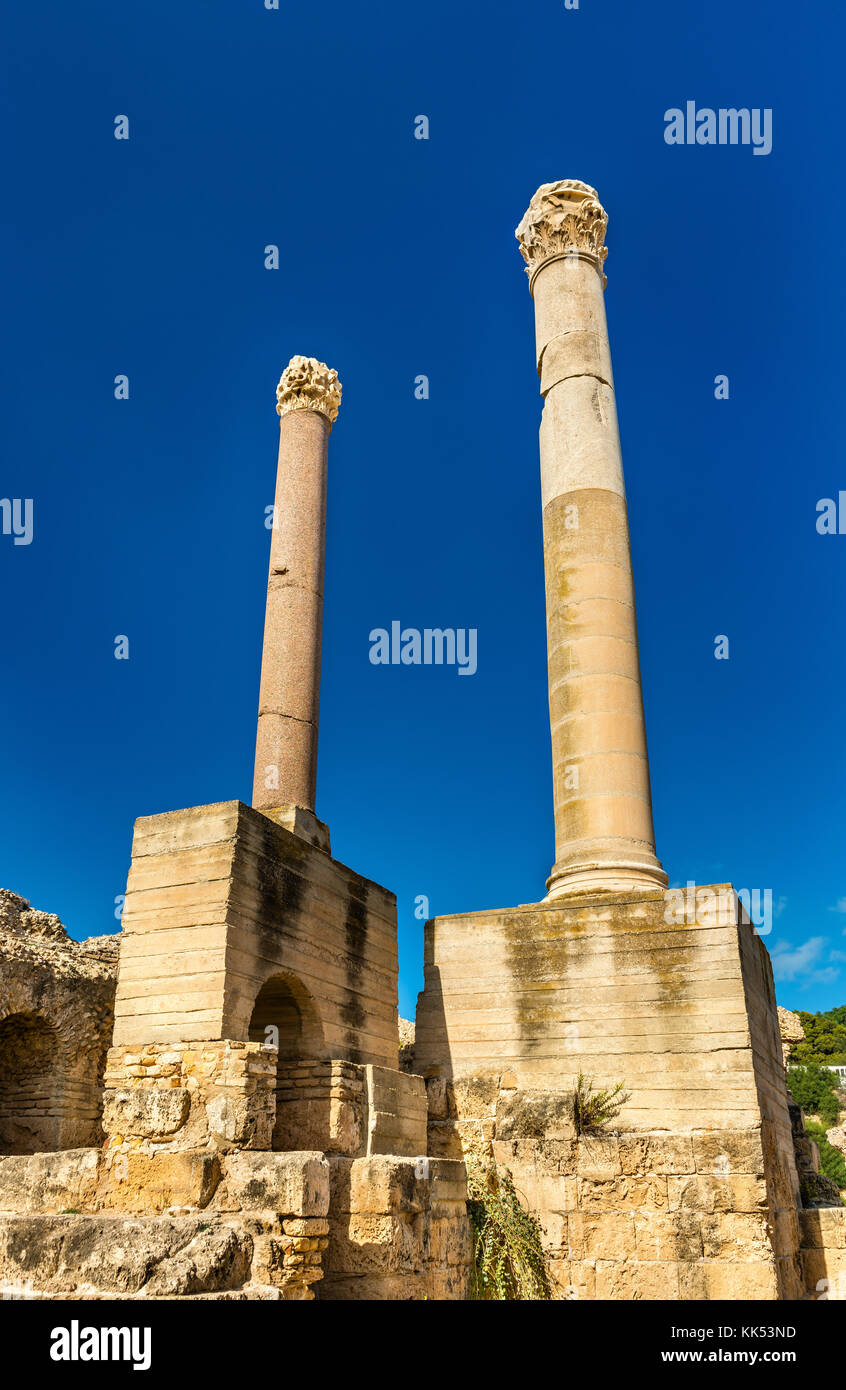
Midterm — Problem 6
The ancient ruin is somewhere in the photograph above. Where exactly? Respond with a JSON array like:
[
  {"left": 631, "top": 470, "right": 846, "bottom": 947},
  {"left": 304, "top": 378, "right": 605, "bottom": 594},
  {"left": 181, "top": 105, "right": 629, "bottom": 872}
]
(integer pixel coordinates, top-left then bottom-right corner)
[{"left": 0, "top": 182, "right": 843, "bottom": 1301}]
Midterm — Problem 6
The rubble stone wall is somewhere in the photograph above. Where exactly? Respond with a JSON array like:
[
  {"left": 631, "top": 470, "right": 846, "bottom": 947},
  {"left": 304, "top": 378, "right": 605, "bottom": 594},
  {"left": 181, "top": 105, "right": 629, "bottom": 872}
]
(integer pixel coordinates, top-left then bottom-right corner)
[{"left": 0, "top": 890, "right": 118, "bottom": 1153}]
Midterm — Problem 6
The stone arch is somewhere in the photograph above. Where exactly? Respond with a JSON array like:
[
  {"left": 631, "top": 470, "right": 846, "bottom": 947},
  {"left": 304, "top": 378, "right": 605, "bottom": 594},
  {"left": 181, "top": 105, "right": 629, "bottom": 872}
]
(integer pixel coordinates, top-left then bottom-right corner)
[
  {"left": 247, "top": 972, "right": 324, "bottom": 1060},
  {"left": 0, "top": 1010, "right": 64, "bottom": 1154},
  {"left": 247, "top": 973, "right": 327, "bottom": 1150}
]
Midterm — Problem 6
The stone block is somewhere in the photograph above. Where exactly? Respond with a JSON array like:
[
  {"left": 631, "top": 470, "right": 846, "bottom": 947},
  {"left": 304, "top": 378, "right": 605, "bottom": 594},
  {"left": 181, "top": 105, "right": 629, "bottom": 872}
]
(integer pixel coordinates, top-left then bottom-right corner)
[
  {"left": 495, "top": 1090, "right": 576, "bottom": 1142},
  {"left": 576, "top": 1135, "right": 621, "bottom": 1179},
  {"left": 0, "top": 1213, "right": 242, "bottom": 1295},
  {"left": 207, "top": 1092, "right": 274, "bottom": 1151},
  {"left": 549, "top": 1259, "right": 595, "bottom": 1300},
  {"left": 102, "top": 1087, "right": 190, "bottom": 1139},
  {"left": 678, "top": 1259, "right": 780, "bottom": 1301},
  {"left": 667, "top": 1174, "right": 767, "bottom": 1214},
  {"left": 99, "top": 1151, "right": 220, "bottom": 1214},
  {"left": 634, "top": 1211, "right": 702, "bottom": 1262},
  {"left": 618, "top": 1134, "right": 695, "bottom": 1176},
  {"left": 800, "top": 1247, "right": 846, "bottom": 1299},
  {"left": 692, "top": 1130, "right": 764, "bottom": 1176},
  {"left": 0, "top": 1149, "right": 101, "bottom": 1215},
  {"left": 567, "top": 1211, "right": 635, "bottom": 1260},
  {"left": 700, "top": 1212, "right": 773, "bottom": 1260},
  {"left": 450, "top": 1074, "right": 499, "bottom": 1120},
  {"left": 143, "top": 1223, "right": 253, "bottom": 1296},
  {"left": 595, "top": 1258, "right": 681, "bottom": 1300},
  {"left": 578, "top": 1175, "right": 668, "bottom": 1212},
  {"left": 211, "top": 1151, "right": 329, "bottom": 1217},
  {"left": 799, "top": 1206, "right": 846, "bottom": 1250},
  {"left": 347, "top": 1157, "right": 428, "bottom": 1216}
]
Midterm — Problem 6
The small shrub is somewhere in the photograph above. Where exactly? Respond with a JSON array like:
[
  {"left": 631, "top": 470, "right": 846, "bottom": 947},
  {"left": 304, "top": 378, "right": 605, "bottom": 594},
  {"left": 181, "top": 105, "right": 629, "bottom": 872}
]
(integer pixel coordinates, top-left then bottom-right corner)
[
  {"left": 467, "top": 1164, "right": 552, "bottom": 1300},
  {"left": 573, "top": 1072, "right": 630, "bottom": 1136}
]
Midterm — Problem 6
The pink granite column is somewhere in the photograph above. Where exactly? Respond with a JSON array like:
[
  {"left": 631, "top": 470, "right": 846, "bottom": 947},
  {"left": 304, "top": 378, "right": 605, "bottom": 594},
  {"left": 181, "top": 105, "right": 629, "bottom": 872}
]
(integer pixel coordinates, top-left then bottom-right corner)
[{"left": 253, "top": 355, "right": 341, "bottom": 836}]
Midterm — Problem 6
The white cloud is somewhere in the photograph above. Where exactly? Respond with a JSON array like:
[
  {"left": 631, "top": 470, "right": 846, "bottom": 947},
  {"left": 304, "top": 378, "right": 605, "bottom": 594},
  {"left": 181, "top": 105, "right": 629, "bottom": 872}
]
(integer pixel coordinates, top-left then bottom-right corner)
[
  {"left": 770, "top": 936, "right": 841, "bottom": 987},
  {"left": 828, "top": 898, "right": 846, "bottom": 915}
]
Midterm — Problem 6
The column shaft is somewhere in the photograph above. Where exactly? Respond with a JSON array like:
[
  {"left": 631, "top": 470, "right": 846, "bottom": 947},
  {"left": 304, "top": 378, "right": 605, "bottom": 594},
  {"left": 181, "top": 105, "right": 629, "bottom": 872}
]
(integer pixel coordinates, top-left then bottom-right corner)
[
  {"left": 253, "top": 410, "right": 328, "bottom": 811},
  {"left": 252, "top": 354, "right": 341, "bottom": 827},
  {"left": 517, "top": 182, "right": 666, "bottom": 898}
]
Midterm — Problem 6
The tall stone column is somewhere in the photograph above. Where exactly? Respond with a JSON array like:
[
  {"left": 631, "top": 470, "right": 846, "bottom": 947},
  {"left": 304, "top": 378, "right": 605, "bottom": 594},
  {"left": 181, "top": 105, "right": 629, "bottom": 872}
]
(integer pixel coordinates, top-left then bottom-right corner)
[
  {"left": 516, "top": 181, "right": 667, "bottom": 899},
  {"left": 252, "top": 355, "right": 341, "bottom": 847}
]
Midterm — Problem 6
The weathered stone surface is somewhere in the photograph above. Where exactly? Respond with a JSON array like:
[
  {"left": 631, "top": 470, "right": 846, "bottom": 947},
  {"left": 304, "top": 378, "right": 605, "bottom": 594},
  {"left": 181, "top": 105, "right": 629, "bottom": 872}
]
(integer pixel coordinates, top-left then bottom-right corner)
[
  {"left": 667, "top": 1175, "right": 768, "bottom": 1214},
  {"left": 826, "top": 1124, "right": 846, "bottom": 1160},
  {"left": 692, "top": 1130, "right": 765, "bottom": 1176},
  {"left": 777, "top": 1007, "right": 804, "bottom": 1066},
  {"left": 0, "top": 889, "right": 118, "bottom": 1153},
  {"left": 619, "top": 1135, "right": 695, "bottom": 1176},
  {"left": 99, "top": 1151, "right": 220, "bottom": 1214},
  {"left": 206, "top": 1093, "right": 271, "bottom": 1150},
  {"left": 495, "top": 1090, "right": 575, "bottom": 1142},
  {"left": 0, "top": 1148, "right": 100, "bottom": 1214},
  {"left": 143, "top": 1223, "right": 252, "bottom": 1296},
  {"left": 321, "top": 1155, "right": 472, "bottom": 1300},
  {"left": 634, "top": 1212, "right": 702, "bottom": 1262},
  {"left": 102, "top": 1087, "right": 190, "bottom": 1139},
  {"left": 0, "top": 1214, "right": 227, "bottom": 1294},
  {"left": 0, "top": 1211, "right": 325, "bottom": 1299},
  {"left": 594, "top": 1258, "right": 680, "bottom": 1300},
  {"left": 799, "top": 1206, "right": 846, "bottom": 1249},
  {"left": 210, "top": 1151, "right": 329, "bottom": 1217},
  {"left": 700, "top": 1212, "right": 773, "bottom": 1260},
  {"left": 801, "top": 1172, "right": 845, "bottom": 1209}
]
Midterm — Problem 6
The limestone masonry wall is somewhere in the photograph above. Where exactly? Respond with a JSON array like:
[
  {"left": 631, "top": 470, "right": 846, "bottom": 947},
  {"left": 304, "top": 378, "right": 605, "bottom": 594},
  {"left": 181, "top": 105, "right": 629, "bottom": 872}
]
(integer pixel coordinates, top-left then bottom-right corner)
[
  {"left": 415, "top": 883, "right": 822, "bottom": 1299},
  {"left": 114, "top": 801, "right": 398, "bottom": 1064}
]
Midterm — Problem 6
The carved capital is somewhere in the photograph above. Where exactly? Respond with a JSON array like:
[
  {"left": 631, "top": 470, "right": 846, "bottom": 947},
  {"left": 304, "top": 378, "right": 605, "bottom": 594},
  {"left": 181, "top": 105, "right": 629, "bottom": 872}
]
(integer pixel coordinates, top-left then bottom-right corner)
[
  {"left": 276, "top": 355, "right": 342, "bottom": 426},
  {"left": 516, "top": 180, "right": 609, "bottom": 291}
]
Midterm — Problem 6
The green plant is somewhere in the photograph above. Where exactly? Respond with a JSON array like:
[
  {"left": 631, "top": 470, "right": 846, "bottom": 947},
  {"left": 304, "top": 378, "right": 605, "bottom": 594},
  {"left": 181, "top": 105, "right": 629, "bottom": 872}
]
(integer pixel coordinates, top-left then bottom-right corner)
[
  {"left": 572, "top": 1071, "right": 630, "bottom": 1136},
  {"left": 791, "top": 1006, "right": 846, "bottom": 1067},
  {"left": 787, "top": 1062, "right": 842, "bottom": 1127},
  {"left": 804, "top": 1121, "right": 846, "bottom": 1190},
  {"left": 467, "top": 1164, "right": 552, "bottom": 1300}
]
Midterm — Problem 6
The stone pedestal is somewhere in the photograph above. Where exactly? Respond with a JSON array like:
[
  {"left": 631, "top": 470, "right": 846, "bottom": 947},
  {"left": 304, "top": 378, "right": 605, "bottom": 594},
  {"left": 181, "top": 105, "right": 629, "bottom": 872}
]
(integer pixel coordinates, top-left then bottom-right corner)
[
  {"left": 112, "top": 800, "right": 398, "bottom": 1061},
  {"left": 415, "top": 883, "right": 804, "bottom": 1300}
]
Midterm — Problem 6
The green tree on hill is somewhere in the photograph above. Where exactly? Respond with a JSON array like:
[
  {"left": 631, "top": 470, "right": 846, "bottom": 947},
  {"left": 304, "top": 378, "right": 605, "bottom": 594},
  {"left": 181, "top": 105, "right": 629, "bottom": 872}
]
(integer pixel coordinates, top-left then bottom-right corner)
[
  {"left": 787, "top": 1062, "right": 842, "bottom": 1127},
  {"left": 790, "top": 1006, "right": 846, "bottom": 1067}
]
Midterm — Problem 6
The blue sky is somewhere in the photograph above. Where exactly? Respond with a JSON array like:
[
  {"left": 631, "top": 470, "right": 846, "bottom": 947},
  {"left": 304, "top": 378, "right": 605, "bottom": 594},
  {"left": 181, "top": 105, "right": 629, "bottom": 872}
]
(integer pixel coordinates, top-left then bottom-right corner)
[{"left": 2, "top": 0, "right": 844, "bottom": 1020}]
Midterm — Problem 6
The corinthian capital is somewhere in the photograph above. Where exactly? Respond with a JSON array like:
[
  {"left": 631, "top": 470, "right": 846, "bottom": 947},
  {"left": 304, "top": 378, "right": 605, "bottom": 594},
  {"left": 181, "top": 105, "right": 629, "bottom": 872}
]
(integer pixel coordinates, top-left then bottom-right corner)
[
  {"left": 515, "top": 180, "right": 609, "bottom": 290},
  {"left": 276, "top": 355, "right": 342, "bottom": 426}
]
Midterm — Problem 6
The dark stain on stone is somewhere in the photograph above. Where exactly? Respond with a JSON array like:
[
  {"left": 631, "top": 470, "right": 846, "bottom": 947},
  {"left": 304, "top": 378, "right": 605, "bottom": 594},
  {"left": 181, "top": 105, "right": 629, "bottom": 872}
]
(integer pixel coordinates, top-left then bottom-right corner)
[
  {"left": 503, "top": 911, "right": 574, "bottom": 1056},
  {"left": 343, "top": 880, "right": 369, "bottom": 979},
  {"left": 250, "top": 815, "right": 308, "bottom": 959},
  {"left": 341, "top": 879, "right": 370, "bottom": 1059}
]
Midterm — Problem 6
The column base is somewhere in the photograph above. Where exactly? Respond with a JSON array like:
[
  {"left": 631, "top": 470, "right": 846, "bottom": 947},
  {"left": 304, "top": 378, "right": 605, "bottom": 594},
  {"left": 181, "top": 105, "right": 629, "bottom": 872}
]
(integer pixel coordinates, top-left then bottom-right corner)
[
  {"left": 545, "top": 855, "right": 667, "bottom": 901},
  {"left": 258, "top": 804, "right": 331, "bottom": 854}
]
